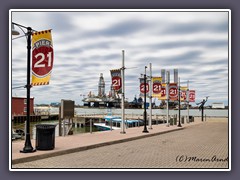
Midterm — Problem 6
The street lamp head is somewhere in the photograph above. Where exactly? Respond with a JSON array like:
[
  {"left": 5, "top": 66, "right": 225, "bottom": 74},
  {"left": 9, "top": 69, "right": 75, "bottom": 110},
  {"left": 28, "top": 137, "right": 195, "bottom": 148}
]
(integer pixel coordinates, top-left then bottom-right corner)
[{"left": 11, "top": 24, "right": 20, "bottom": 35}]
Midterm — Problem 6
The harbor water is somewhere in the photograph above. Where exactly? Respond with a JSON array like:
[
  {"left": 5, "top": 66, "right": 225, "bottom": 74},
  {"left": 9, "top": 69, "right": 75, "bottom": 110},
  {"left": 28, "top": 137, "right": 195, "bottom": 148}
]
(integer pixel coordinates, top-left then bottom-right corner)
[{"left": 51, "top": 107, "right": 228, "bottom": 117}]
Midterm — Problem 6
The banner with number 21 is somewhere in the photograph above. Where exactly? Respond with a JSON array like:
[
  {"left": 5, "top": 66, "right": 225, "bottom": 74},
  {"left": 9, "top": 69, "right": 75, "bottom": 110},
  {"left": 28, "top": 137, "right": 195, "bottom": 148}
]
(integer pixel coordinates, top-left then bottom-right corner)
[{"left": 31, "top": 30, "right": 54, "bottom": 86}]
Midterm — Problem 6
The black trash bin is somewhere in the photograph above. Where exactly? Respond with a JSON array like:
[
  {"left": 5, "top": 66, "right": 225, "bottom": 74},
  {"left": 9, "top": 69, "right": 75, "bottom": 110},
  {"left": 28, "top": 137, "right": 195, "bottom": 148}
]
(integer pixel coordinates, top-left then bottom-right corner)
[
  {"left": 36, "top": 124, "right": 56, "bottom": 150},
  {"left": 189, "top": 116, "right": 193, "bottom": 122}
]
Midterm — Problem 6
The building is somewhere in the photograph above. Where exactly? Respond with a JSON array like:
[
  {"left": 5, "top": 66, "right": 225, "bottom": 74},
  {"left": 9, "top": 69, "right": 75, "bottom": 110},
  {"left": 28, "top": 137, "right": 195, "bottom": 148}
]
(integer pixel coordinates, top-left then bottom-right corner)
[
  {"left": 12, "top": 97, "right": 34, "bottom": 117},
  {"left": 174, "top": 69, "right": 178, "bottom": 83},
  {"left": 212, "top": 102, "right": 225, "bottom": 109},
  {"left": 161, "top": 69, "right": 166, "bottom": 83},
  {"left": 98, "top": 73, "right": 105, "bottom": 97}
]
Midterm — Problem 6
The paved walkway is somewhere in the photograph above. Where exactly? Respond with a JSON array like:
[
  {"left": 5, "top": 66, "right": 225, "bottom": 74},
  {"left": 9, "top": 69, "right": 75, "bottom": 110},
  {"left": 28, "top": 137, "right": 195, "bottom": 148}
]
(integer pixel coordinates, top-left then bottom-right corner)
[{"left": 11, "top": 117, "right": 229, "bottom": 169}]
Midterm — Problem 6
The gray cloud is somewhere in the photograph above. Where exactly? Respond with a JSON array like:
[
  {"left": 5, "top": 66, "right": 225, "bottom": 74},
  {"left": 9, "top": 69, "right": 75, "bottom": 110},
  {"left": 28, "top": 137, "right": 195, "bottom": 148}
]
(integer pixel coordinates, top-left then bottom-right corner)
[
  {"left": 86, "top": 20, "right": 150, "bottom": 37},
  {"left": 11, "top": 11, "right": 229, "bottom": 105},
  {"left": 161, "top": 21, "right": 228, "bottom": 35}
]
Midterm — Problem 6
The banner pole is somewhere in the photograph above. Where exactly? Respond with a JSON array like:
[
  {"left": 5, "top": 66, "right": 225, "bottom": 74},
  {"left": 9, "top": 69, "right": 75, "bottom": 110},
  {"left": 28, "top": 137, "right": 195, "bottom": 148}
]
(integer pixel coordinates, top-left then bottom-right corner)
[
  {"left": 187, "top": 80, "right": 190, "bottom": 123},
  {"left": 121, "top": 50, "right": 126, "bottom": 134},
  {"left": 178, "top": 77, "right": 182, "bottom": 127},
  {"left": 166, "top": 71, "right": 170, "bottom": 127},
  {"left": 149, "top": 63, "right": 152, "bottom": 129}
]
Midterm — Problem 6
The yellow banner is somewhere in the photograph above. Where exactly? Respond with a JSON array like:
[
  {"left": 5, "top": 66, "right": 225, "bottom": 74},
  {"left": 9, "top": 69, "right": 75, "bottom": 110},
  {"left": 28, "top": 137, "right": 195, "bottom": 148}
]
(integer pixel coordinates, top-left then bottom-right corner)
[
  {"left": 152, "top": 77, "right": 162, "bottom": 98},
  {"left": 181, "top": 86, "right": 188, "bottom": 91},
  {"left": 180, "top": 86, "right": 188, "bottom": 102},
  {"left": 31, "top": 30, "right": 54, "bottom": 86},
  {"left": 158, "top": 83, "right": 166, "bottom": 100}
]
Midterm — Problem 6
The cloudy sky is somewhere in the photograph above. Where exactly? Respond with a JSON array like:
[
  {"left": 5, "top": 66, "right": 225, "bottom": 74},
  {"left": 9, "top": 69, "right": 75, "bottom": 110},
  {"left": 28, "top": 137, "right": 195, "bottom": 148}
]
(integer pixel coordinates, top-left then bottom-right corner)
[{"left": 11, "top": 10, "right": 229, "bottom": 106}]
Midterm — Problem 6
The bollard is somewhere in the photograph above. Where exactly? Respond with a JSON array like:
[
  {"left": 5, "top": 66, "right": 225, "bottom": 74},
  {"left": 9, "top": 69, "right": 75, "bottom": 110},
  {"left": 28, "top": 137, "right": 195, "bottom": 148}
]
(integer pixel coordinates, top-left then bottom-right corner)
[
  {"left": 110, "top": 119, "right": 113, "bottom": 131},
  {"left": 90, "top": 119, "right": 92, "bottom": 134},
  {"left": 174, "top": 116, "right": 177, "bottom": 125},
  {"left": 170, "top": 117, "right": 173, "bottom": 126},
  {"left": 181, "top": 116, "right": 184, "bottom": 124}
]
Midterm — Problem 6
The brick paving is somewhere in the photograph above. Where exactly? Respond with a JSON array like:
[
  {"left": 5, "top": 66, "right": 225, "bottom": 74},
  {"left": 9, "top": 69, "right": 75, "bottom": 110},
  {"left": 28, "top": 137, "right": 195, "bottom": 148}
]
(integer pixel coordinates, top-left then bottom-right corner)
[{"left": 11, "top": 118, "right": 229, "bottom": 169}]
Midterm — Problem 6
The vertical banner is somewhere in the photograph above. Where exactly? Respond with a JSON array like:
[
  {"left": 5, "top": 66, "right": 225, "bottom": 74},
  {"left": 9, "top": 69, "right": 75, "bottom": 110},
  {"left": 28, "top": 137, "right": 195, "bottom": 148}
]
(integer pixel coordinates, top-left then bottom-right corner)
[
  {"left": 189, "top": 90, "right": 196, "bottom": 102},
  {"left": 180, "top": 86, "right": 188, "bottom": 102},
  {"left": 110, "top": 69, "right": 122, "bottom": 93},
  {"left": 158, "top": 83, "right": 166, "bottom": 100},
  {"left": 152, "top": 77, "right": 162, "bottom": 98},
  {"left": 31, "top": 30, "right": 54, "bottom": 86},
  {"left": 139, "top": 77, "right": 149, "bottom": 97},
  {"left": 169, "top": 83, "right": 178, "bottom": 101}
]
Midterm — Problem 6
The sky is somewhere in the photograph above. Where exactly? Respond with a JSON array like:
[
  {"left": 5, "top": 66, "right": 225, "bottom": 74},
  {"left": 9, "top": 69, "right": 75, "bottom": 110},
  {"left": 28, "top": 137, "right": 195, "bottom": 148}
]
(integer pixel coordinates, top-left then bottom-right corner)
[{"left": 11, "top": 10, "right": 230, "bottom": 106}]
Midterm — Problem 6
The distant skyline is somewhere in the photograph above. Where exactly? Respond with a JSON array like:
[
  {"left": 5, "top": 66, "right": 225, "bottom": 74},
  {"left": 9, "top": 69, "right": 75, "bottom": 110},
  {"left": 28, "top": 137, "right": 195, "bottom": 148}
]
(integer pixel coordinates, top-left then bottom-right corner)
[{"left": 11, "top": 9, "right": 230, "bottom": 106}]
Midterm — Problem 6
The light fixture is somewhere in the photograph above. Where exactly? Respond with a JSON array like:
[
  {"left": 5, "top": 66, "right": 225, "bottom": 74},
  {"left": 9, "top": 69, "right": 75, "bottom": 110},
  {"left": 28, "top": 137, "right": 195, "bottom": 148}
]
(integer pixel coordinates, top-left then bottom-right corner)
[{"left": 11, "top": 24, "right": 20, "bottom": 35}]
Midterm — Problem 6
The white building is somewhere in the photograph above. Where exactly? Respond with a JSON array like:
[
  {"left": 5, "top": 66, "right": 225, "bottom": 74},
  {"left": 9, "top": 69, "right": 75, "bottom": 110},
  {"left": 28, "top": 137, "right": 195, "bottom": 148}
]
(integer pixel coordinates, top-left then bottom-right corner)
[{"left": 212, "top": 102, "right": 225, "bottom": 109}]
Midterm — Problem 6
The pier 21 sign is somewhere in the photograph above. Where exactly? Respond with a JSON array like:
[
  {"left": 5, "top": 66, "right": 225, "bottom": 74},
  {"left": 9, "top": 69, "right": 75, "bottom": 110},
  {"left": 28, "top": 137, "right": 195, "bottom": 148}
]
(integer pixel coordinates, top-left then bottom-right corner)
[
  {"left": 189, "top": 90, "right": 196, "bottom": 102},
  {"left": 139, "top": 78, "right": 149, "bottom": 97},
  {"left": 31, "top": 30, "right": 54, "bottom": 86},
  {"left": 169, "top": 83, "right": 178, "bottom": 101},
  {"left": 110, "top": 69, "right": 122, "bottom": 93},
  {"left": 152, "top": 77, "right": 162, "bottom": 98}
]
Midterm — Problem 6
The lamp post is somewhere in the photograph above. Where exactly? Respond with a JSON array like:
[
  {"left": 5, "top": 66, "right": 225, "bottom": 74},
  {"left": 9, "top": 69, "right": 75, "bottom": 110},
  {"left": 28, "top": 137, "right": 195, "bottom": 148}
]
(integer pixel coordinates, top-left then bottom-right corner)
[
  {"left": 142, "top": 66, "right": 149, "bottom": 133},
  {"left": 177, "top": 77, "right": 182, "bottom": 127},
  {"left": 12, "top": 23, "right": 36, "bottom": 153}
]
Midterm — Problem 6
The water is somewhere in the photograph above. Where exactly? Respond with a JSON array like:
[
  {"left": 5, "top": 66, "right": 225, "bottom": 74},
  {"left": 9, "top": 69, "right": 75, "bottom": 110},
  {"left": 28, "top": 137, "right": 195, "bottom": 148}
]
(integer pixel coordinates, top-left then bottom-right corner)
[{"left": 50, "top": 107, "right": 228, "bottom": 117}]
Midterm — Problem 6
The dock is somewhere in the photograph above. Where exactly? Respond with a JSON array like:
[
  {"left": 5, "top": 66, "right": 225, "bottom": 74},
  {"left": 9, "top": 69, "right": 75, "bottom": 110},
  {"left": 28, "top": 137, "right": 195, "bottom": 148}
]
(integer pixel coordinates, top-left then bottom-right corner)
[{"left": 12, "top": 114, "right": 59, "bottom": 123}]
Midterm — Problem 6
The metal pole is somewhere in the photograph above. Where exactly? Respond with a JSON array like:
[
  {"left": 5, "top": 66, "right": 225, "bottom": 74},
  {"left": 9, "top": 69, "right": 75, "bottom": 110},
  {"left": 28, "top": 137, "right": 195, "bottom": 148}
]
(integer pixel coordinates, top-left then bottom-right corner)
[
  {"left": 178, "top": 77, "right": 182, "bottom": 127},
  {"left": 149, "top": 63, "right": 152, "bottom": 129},
  {"left": 143, "top": 66, "right": 149, "bottom": 133},
  {"left": 20, "top": 27, "right": 35, "bottom": 153},
  {"left": 63, "top": 119, "right": 65, "bottom": 136},
  {"left": 110, "top": 118, "right": 113, "bottom": 131},
  {"left": 166, "top": 71, "right": 170, "bottom": 127},
  {"left": 121, "top": 50, "right": 126, "bottom": 134},
  {"left": 187, "top": 80, "right": 190, "bottom": 123}
]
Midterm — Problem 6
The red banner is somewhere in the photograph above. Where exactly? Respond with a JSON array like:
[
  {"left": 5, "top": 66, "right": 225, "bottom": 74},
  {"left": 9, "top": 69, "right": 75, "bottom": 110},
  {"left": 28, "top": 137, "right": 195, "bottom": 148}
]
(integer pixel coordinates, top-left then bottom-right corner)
[
  {"left": 189, "top": 90, "right": 196, "bottom": 102},
  {"left": 110, "top": 69, "right": 122, "bottom": 93},
  {"left": 169, "top": 83, "right": 178, "bottom": 101},
  {"left": 139, "top": 78, "right": 149, "bottom": 97}
]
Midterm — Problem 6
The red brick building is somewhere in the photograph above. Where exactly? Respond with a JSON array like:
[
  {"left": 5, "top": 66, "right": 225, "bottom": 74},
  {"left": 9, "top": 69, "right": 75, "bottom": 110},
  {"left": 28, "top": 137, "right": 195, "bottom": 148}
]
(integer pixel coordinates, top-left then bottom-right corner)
[{"left": 12, "top": 97, "right": 34, "bottom": 116}]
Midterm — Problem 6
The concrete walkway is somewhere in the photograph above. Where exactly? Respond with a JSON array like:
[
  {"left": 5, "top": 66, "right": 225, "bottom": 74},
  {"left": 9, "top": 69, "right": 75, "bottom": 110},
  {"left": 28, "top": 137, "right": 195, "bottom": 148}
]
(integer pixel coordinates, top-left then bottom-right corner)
[{"left": 11, "top": 117, "right": 206, "bottom": 165}]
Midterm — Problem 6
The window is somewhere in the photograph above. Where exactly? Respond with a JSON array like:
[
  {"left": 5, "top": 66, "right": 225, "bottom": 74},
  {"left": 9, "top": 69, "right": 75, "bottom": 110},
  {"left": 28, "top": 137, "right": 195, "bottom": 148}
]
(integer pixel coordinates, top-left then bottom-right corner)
[
  {"left": 24, "top": 107, "right": 27, "bottom": 112},
  {"left": 24, "top": 99, "right": 27, "bottom": 104}
]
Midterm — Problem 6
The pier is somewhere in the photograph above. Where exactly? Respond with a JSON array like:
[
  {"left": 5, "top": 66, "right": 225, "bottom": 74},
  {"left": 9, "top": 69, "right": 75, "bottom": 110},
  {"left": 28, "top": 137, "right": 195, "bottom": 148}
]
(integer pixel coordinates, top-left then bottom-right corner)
[{"left": 12, "top": 114, "right": 59, "bottom": 123}]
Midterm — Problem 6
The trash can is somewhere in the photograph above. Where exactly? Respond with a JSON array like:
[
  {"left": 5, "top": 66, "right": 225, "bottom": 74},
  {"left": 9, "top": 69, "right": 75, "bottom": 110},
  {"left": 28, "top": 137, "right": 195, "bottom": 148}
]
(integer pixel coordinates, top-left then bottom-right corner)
[
  {"left": 189, "top": 116, "right": 193, "bottom": 122},
  {"left": 35, "top": 124, "right": 56, "bottom": 150}
]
